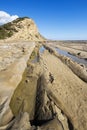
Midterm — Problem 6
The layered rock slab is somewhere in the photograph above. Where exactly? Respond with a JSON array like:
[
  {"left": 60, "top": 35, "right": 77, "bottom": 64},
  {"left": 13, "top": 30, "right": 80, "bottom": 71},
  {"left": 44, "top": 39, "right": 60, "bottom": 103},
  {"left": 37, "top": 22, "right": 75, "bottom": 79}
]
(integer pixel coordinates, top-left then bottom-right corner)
[
  {"left": 40, "top": 50, "right": 87, "bottom": 130},
  {"left": 0, "top": 42, "right": 35, "bottom": 126}
]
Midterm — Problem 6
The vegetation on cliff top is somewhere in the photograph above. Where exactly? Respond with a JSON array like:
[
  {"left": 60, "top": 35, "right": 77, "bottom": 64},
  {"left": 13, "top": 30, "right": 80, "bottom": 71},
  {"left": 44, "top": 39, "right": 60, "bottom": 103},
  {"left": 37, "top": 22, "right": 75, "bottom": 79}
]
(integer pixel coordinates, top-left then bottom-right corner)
[{"left": 0, "top": 17, "right": 29, "bottom": 39}]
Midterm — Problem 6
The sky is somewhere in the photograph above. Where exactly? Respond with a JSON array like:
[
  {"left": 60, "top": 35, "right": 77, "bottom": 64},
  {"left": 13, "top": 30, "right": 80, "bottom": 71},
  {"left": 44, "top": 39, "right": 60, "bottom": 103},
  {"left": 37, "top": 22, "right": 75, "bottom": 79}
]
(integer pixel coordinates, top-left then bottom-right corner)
[{"left": 0, "top": 0, "right": 87, "bottom": 40}]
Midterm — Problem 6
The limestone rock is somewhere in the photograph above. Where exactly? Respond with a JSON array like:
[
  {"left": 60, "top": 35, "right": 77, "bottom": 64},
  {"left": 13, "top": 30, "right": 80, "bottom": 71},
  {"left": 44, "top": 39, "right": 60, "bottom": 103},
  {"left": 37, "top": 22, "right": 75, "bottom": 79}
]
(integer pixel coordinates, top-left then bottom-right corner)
[
  {"left": 11, "top": 112, "right": 31, "bottom": 130},
  {"left": 35, "top": 75, "right": 56, "bottom": 121},
  {"left": 40, "top": 118, "right": 63, "bottom": 130},
  {"left": 40, "top": 50, "right": 87, "bottom": 130},
  {"left": 0, "top": 42, "right": 35, "bottom": 126}
]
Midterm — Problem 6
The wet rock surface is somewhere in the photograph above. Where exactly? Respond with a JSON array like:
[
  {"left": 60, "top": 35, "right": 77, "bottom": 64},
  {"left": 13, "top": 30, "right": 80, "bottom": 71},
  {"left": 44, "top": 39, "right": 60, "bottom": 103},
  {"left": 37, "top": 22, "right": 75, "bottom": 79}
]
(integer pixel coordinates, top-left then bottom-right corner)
[
  {"left": 39, "top": 48, "right": 87, "bottom": 130},
  {"left": 0, "top": 43, "right": 87, "bottom": 130},
  {"left": 43, "top": 44, "right": 87, "bottom": 82}
]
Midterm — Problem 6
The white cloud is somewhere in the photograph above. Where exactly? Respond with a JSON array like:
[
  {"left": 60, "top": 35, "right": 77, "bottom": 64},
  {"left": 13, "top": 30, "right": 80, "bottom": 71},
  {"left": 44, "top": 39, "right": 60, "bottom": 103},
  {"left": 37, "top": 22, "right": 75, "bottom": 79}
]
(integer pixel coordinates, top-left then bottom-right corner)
[{"left": 0, "top": 11, "right": 19, "bottom": 25}]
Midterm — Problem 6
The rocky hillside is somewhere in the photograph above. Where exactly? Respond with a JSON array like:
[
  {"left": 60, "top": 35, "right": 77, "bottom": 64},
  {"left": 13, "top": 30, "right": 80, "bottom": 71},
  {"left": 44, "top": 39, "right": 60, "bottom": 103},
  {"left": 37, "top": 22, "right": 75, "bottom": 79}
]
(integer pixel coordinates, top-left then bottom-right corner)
[{"left": 0, "top": 17, "right": 45, "bottom": 41}]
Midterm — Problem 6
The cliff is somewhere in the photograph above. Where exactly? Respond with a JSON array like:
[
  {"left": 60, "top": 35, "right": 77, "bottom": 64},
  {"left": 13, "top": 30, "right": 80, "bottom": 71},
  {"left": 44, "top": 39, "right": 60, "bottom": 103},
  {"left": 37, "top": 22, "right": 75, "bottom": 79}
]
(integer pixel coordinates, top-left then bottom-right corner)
[{"left": 0, "top": 17, "right": 45, "bottom": 41}]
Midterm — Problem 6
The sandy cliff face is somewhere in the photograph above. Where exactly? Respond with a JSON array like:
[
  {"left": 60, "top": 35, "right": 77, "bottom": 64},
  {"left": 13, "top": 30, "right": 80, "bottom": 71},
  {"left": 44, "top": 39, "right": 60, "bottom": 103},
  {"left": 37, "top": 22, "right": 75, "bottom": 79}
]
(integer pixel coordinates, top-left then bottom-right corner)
[{"left": 0, "top": 17, "right": 45, "bottom": 42}]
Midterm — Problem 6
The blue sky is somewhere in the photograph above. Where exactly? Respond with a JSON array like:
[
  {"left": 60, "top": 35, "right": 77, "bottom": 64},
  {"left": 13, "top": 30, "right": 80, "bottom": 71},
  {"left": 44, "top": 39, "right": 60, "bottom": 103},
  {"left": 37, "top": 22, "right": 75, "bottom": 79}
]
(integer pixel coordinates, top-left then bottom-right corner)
[{"left": 0, "top": 0, "right": 87, "bottom": 40}]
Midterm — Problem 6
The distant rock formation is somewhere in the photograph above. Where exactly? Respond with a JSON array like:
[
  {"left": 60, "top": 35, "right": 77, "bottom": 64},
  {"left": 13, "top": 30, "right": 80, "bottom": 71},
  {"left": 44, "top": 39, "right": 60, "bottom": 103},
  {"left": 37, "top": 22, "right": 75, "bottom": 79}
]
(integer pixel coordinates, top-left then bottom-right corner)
[{"left": 0, "top": 17, "right": 45, "bottom": 42}]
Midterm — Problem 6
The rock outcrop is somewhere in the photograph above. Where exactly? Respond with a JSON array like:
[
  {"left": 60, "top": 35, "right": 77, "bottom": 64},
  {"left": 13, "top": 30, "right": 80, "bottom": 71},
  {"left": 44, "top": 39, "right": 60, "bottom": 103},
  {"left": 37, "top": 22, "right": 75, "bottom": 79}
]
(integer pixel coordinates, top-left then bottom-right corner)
[
  {"left": 0, "top": 42, "right": 35, "bottom": 126},
  {"left": 0, "top": 43, "right": 87, "bottom": 130},
  {"left": 40, "top": 48, "right": 87, "bottom": 130},
  {"left": 43, "top": 44, "right": 87, "bottom": 82},
  {"left": 10, "top": 112, "right": 31, "bottom": 130}
]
